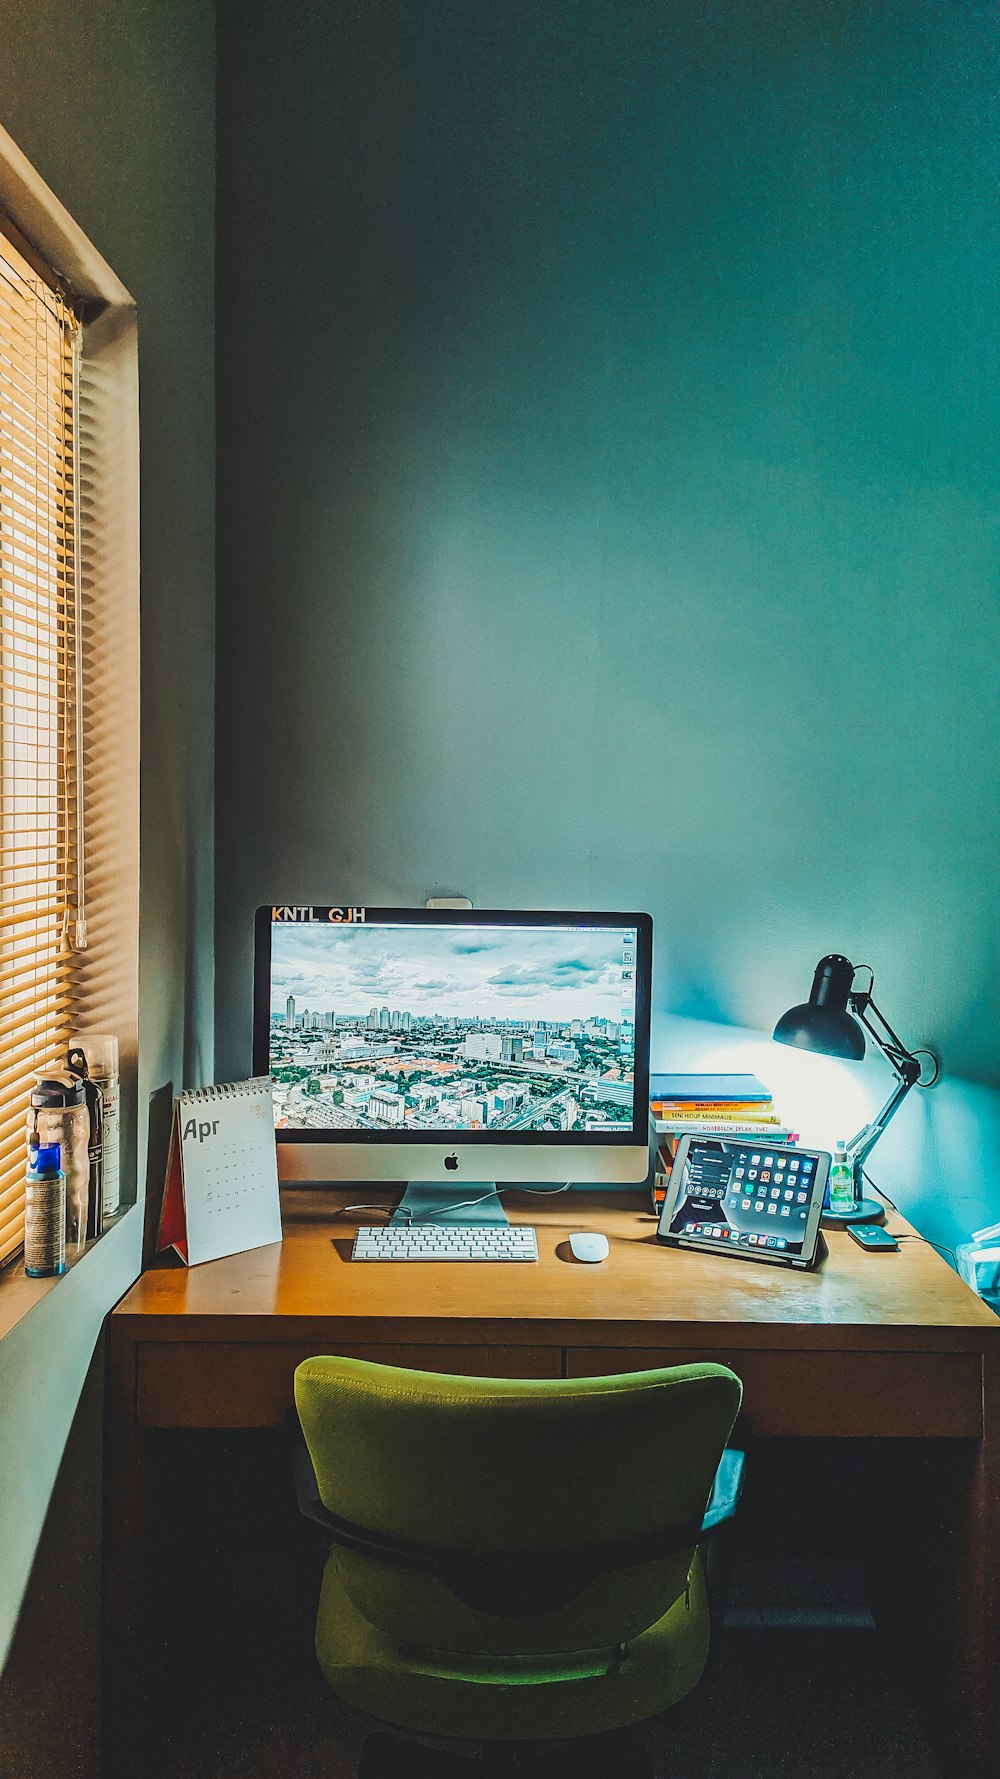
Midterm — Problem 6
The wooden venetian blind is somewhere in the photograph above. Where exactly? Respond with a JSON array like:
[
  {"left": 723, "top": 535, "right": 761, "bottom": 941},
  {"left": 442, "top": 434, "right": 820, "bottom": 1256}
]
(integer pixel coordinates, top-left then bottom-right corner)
[{"left": 0, "top": 223, "right": 83, "bottom": 1266}]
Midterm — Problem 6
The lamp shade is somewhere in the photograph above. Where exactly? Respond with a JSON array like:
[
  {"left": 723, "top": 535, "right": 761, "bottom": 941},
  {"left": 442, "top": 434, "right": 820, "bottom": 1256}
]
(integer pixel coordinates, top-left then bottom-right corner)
[{"left": 773, "top": 955, "right": 866, "bottom": 1061}]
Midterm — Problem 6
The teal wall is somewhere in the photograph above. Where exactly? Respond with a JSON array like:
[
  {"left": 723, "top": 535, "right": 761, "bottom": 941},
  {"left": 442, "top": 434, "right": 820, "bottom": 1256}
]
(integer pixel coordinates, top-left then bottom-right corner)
[
  {"left": 0, "top": 1, "right": 215, "bottom": 1766},
  {"left": 0, "top": 0, "right": 217, "bottom": 1113},
  {"left": 215, "top": 4, "right": 998, "bottom": 1222}
]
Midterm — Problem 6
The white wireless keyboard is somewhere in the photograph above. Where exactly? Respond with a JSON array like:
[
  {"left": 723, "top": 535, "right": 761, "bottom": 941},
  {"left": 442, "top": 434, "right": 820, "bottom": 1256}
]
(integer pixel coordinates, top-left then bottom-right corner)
[{"left": 352, "top": 1224, "right": 539, "bottom": 1262}]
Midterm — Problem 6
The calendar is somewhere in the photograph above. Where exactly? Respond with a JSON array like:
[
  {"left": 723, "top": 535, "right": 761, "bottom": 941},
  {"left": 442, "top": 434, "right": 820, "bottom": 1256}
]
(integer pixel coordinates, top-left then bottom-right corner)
[{"left": 157, "top": 1077, "right": 282, "bottom": 1266}]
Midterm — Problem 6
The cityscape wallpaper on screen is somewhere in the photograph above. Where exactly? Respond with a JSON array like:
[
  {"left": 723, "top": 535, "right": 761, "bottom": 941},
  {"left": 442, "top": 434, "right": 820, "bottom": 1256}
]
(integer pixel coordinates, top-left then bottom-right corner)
[{"left": 268, "top": 923, "right": 638, "bottom": 1134}]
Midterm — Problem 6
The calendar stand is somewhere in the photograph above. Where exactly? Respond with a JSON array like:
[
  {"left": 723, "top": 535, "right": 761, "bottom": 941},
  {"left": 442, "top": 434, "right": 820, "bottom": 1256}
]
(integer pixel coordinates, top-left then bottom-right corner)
[{"left": 157, "top": 1078, "right": 282, "bottom": 1265}]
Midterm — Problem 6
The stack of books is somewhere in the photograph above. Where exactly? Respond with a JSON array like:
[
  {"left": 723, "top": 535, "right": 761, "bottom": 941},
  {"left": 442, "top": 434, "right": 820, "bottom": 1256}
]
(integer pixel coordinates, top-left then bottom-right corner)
[{"left": 650, "top": 1073, "right": 797, "bottom": 1212}]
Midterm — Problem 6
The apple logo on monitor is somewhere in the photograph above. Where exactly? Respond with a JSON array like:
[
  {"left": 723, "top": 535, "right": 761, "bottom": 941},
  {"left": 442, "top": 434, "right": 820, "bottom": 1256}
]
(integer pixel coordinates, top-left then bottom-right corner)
[{"left": 444, "top": 1153, "right": 459, "bottom": 1171}]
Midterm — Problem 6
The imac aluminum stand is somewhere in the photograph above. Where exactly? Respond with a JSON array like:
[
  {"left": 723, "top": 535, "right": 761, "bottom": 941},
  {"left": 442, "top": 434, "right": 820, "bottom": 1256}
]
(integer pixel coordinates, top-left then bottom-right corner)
[{"left": 390, "top": 1183, "right": 508, "bottom": 1227}]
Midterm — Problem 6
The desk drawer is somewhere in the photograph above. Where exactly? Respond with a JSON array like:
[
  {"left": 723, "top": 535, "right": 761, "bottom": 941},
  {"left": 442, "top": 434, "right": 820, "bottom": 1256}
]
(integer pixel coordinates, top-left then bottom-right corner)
[
  {"left": 136, "top": 1341, "right": 560, "bottom": 1427},
  {"left": 565, "top": 1348, "right": 984, "bottom": 1438}
]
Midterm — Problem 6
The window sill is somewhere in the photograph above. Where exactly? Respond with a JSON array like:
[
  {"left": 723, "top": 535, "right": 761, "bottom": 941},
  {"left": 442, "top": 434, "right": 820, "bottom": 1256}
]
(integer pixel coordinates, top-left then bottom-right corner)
[{"left": 0, "top": 1205, "right": 138, "bottom": 1347}]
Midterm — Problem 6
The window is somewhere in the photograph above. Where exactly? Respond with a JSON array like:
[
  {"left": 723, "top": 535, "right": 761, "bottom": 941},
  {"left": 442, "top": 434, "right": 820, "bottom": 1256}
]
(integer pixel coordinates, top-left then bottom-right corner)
[
  {"left": 0, "top": 222, "right": 84, "bottom": 1265},
  {"left": 0, "top": 131, "right": 139, "bottom": 1309}
]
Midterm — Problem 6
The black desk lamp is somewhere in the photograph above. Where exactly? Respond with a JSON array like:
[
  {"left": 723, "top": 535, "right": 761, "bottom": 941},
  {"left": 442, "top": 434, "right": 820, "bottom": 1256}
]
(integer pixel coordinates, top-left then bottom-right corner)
[{"left": 773, "top": 955, "right": 938, "bottom": 1227}]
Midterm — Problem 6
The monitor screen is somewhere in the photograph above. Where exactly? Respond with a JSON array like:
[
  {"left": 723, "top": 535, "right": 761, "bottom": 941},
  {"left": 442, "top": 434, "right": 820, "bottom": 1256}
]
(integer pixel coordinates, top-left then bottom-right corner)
[{"left": 252, "top": 907, "right": 652, "bottom": 1185}]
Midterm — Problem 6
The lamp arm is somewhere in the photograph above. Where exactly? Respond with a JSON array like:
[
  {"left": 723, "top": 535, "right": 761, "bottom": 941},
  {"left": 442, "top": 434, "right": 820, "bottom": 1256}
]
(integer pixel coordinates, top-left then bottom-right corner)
[
  {"left": 847, "top": 1074, "right": 916, "bottom": 1169},
  {"left": 845, "top": 993, "right": 921, "bottom": 1183},
  {"left": 850, "top": 992, "right": 921, "bottom": 1075}
]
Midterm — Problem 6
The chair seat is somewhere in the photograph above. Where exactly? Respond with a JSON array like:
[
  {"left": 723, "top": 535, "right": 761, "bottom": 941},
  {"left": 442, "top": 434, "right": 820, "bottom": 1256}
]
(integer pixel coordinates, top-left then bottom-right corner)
[{"left": 315, "top": 1546, "right": 711, "bottom": 1742}]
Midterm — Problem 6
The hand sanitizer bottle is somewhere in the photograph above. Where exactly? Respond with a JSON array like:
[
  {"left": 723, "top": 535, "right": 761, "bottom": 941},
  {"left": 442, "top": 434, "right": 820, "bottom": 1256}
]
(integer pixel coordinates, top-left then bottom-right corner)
[{"left": 829, "top": 1143, "right": 854, "bottom": 1217}]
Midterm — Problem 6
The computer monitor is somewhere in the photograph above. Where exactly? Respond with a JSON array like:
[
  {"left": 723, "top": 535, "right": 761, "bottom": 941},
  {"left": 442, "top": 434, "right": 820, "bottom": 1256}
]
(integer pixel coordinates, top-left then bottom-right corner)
[{"left": 252, "top": 906, "right": 652, "bottom": 1223}]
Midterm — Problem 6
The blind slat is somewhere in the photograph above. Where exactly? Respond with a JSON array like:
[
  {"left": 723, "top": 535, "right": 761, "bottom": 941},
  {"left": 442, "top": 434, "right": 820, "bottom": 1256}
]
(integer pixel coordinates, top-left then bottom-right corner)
[
  {"left": 1, "top": 573, "right": 77, "bottom": 612},
  {"left": 1, "top": 1169, "right": 30, "bottom": 1216},
  {"left": 0, "top": 1020, "right": 75, "bottom": 1088},
  {"left": 0, "top": 900, "right": 70, "bottom": 932},
  {"left": 0, "top": 270, "right": 68, "bottom": 335},
  {"left": 2, "top": 976, "right": 74, "bottom": 1022},
  {"left": 0, "top": 1225, "right": 25, "bottom": 1266}
]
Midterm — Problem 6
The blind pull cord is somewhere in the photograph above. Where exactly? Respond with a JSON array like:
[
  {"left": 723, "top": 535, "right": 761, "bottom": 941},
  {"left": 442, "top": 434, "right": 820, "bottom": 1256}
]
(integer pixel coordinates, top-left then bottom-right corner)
[{"left": 69, "top": 313, "right": 86, "bottom": 951}]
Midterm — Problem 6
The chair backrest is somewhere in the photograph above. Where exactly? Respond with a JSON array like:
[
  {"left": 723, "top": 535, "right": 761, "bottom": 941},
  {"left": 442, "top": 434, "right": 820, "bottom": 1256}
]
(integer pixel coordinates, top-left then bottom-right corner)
[{"left": 295, "top": 1356, "right": 742, "bottom": 1655}]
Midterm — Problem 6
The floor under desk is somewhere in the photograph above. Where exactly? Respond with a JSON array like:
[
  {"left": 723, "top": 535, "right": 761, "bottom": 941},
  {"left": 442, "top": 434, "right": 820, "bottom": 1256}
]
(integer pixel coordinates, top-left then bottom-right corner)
[{"left": 104, "top": 1188, "right": 1000, "bottom": 1779}]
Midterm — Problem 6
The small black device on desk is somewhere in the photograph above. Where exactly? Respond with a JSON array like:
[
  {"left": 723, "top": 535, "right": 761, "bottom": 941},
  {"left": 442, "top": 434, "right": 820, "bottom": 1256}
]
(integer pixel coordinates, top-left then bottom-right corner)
[
  {"left": 657, "top": 1135, "right": 831, "bottom": 1271},
  {"left": 847, "top": 1224, "right": 899, "bottom": 1252}
]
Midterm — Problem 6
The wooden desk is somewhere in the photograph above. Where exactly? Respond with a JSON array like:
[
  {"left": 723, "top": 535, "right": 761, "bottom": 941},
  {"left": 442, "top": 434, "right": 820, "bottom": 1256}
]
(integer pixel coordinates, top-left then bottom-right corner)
[{"left": 106, "top": 1190, "right": 1000, "bottom": 1777}]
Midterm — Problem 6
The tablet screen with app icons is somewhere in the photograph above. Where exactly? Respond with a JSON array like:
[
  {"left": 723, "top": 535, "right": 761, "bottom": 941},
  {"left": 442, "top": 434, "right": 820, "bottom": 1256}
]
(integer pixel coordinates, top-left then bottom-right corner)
[{"left": 657, "top": 1136, "right": 830, "bottom": 1271}]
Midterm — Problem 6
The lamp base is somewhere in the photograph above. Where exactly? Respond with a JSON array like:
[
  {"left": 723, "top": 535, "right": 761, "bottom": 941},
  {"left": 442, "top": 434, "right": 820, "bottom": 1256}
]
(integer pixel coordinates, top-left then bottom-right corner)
[{"left": 821, "top": 1197, "right": 885, "bottom": 1229}]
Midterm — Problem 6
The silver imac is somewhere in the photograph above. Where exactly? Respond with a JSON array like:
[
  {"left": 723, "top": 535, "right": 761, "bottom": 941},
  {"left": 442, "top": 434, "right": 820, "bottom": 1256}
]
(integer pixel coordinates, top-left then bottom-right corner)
[{"left": 252, "top": 906, "right": 652, "bottom": 1222}]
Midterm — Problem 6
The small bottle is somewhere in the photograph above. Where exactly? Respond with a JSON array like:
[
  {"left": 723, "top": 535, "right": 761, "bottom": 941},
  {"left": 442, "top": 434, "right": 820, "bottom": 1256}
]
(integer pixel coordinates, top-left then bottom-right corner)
[
  {"left": 25, "top": 1142, "right": 67, "bottom": 1277},
  {"left": 28, "top": 1075, "right": 90, "bottom": 1255},
  {"left": 829, "top": 1143, "right": 855, "bottom": 1217}
]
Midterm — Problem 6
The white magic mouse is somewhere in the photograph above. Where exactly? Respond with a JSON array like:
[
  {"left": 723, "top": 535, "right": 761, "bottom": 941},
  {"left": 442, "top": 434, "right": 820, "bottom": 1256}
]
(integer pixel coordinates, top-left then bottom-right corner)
[{"left": 568, "top": 1231, "right": 610, "bottom": 1264}]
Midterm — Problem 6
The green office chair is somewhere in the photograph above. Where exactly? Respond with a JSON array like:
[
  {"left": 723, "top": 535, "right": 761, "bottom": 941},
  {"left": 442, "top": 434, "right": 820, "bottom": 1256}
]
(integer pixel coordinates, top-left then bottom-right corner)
[{"left": 294, "top": 1356, "right": 744, "bottom": 1779}]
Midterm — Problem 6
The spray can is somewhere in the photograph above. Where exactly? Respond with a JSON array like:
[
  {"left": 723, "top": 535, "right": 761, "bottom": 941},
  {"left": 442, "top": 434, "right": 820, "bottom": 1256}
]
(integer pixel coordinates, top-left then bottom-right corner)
[
  {"left": 25, "top": 1143, "right": 67, "bottom": 1277},
  {"left": 70, "top": 1033, "right": 120, "bottom": 1218},
  {"left": 28, "top": 1077, "right": 90, "bottom": 1255}
]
